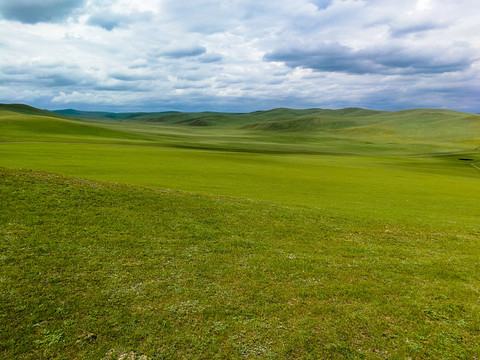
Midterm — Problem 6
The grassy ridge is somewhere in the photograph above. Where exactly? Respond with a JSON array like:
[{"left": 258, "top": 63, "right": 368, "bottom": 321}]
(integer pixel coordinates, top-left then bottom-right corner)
[
  {"left": 2, "top": 167, "right": 480, "bottom": 359},
  {"left": 0, "top": 103, "right": 70, "bottom": 118},
  {"left": 0, "top": 107, "right": 150, "bottom": 144}
]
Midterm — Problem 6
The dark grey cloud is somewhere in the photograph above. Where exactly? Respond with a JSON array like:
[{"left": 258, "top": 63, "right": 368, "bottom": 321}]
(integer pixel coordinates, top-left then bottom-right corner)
[
  {"left": 265, "top": 42, "right": 375, "bottom": 74},
  {"left": 87, "top": 12, "right": 125, "bottom": 31},
  {"left": 0, "top": 0, "right": 85, "bottom": 24},
  {"left": 373, "top": 47, "right": 472, "bottom": 74},
  {"left": 1, "top": 62, "right": 94, "bottom": 87},
  {"left": 36, "top": 73, "right": 86, "bottom": 87},
  {"left": 2, "top": 65, "right": 25, "bottom": 75},
  {"left": 197, "top": 53, "right": 223, "bottom": 63},
  {"left": 159, "top": 46, "right": 207, "bottom": 59},
  {"left": 389, "top": 21, "right": 447, "bottom": 37},
  {"left": 264, "top": 42, "right": 474, "bottom": 75},
  {"left": 87, "top": 10, "right": 152, "bottom": 31},
  {"left": 93, "top": 83, "right": 147, "bottom": 92},
  {"left": 109, "top": 72, "right": 151, "bottom": 82}
]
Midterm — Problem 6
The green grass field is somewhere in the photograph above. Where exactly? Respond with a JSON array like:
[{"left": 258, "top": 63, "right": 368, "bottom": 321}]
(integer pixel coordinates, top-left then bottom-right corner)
[{"left": 1, "top": 104, "right": 480, "bottom": 359}]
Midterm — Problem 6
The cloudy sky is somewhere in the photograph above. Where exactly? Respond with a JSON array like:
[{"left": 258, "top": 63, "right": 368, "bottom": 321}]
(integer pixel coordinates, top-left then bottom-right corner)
[{"left": 1, "top": 0, "right": 479, "bottom": 112}]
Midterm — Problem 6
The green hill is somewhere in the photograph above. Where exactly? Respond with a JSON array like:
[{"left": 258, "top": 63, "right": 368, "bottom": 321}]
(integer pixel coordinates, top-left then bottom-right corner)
[
  {"left": 51, "top": 105, "right": 480, "bottom": 149},
  {"left": 3, "top": 103, "right": 480, "bottom": 154},
  {"left": 243, "top": 116, "right": 359, "bottom": 131},
  {"left": 52, "top": 108, "right": 239, "bottom": 125},
  {"left": 51, "top": 105, "right": 480, "bottom": 151},
  {"left": 0, "top": 103, "right": 69, "bottom": 118},
  {"left": 53, "top": 109, "right": 180, "bottom": 121},
  {"left": 243, "top": 108, "right": 478, "bottom": 133},
  {"left": 0, "top": 104, "right": 149, "bottom": 143},
  {"left": 242, "top": 108, "right": 480, "bottom": 150},
  {"left": 330, "top": 109, "right": 480, "bottom": 147}
]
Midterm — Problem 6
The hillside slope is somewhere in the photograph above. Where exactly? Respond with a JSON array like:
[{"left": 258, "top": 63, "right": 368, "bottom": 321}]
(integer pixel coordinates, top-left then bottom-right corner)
[
  {"left": 0, "top": 103, "right": 70, "bottom": 118},
  {"left": 0, "top": 104, "right": 150, "bottom": 143},
  {"left": 243, "top": 108, "right": 480, "bottom": 149}
]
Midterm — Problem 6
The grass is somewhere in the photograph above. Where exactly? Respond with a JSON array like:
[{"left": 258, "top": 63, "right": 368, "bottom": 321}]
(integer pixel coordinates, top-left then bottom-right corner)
[
  {"left": 1, "top": 142, "right": 479, "bottom": 232},
  {"left": 2, "top": 168, "right": 480, "bottom": 359},
  {"left": 0, "top": 109, "right": 150, "bottom": 144},
  {"left": 1, "top": 104, "right": 480, "bottom": 358}
]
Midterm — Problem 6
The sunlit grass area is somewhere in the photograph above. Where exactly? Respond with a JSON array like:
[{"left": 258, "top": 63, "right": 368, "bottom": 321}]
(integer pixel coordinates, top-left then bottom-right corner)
[
  {"left": 2, "top": 168, "right": 480, "bottom": 359},
  {"left": 1, "top": 142, "right": 479, "bottom": 232}
]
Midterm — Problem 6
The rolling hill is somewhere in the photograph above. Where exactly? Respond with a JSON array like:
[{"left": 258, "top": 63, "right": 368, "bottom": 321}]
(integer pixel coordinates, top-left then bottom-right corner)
[
  {"left": 47, "top": 104, "right": 479, "bottom": 154},
  {"left": 2, "top": 103, "right": 479, "bottom": 154},
  {"left": 0, "top": 103, "right": 70, "bottom": 118},
  {"left": 0, "top": 104, "right": 151, "bottom": 143}
]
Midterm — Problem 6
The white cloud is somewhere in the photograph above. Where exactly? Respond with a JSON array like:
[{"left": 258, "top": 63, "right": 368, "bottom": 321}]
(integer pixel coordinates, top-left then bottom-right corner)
[{"left": 416, "top": 0, "right": 433, "bottom": 11}]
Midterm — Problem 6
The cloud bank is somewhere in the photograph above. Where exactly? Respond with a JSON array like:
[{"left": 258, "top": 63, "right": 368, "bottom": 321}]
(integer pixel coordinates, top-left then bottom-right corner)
[
  {"left": 0, "top": 0, "right": 85, "bottom": 24},
  {"left": 264, "top": 41, "right": 473, "bottom": 75},
  {"left": 0, "top": 0, "right": 479, "bottom": 112}
]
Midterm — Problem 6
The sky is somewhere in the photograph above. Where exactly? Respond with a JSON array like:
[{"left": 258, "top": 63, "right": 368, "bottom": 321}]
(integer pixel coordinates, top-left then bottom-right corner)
[{"left": 1, "top": 0, "right": 479, "bottom": 112}]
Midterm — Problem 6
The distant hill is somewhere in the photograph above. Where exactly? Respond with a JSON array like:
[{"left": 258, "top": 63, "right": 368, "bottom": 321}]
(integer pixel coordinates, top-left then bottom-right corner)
[
  {"left": 51, "top": 106, "right": 386, "bottom": 127},
  {"left": 52, "top": 108, "right": 248, "bottom": 126},
  {"left": 241, "top": 108, "right": 480, "bottom": 147},
  {"left": 0, "top": 103, "right": 148, "bottom": 143},
  {"left": 2, "top": 103, "right": 479, "bottom": 153},
  {"left": 0, "top": 103, "right": 69, "bottom": 119},
  {"left": 53, "top": 109, "right": 177, "bottom": 121},
  {"left": 242, "top": 108, "right": 386, "bottom": 131}
]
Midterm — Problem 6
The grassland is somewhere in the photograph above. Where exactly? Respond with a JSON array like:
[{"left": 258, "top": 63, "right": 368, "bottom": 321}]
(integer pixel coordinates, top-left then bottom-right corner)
[{"left": 1, "top": 104, "right": 480, "bottom": 359}]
